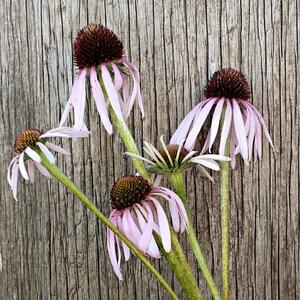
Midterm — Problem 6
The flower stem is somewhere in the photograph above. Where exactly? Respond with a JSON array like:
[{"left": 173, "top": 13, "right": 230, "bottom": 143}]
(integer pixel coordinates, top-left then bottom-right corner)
[
  {"left": 220, "top": 111, "right": 231, "bottom": 300},
  {"left": 109, "top": 107, "right": 151, "bottom": 182},
  {"left": 169, "top": 172, "right": 221, "bottom": 300},
  {"left": 98, "top": 71, "right": 202, "bottom": 298},
  {"left": 155, "top": 230, "right": 203, "bottom": 300},
  {"left": 37, "top": 151, "right": 179, "bottom": 300}
]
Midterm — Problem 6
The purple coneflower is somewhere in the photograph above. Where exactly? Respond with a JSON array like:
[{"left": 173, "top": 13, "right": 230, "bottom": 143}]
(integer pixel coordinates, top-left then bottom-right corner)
[
  {"left": 59, "top": 23, "right": 144, "bottom": 133},
  {"left": 107, "top": 175, "right": 188, "bottom": 279},
  {"left": 170, "top": 68, "right": 274, "bottom": 168},
  {"left": 7, "top": 127, "right": 90, "bottom": 200},
  {"left": 126, "top": 136, "right": 230, "bottom": 181}
]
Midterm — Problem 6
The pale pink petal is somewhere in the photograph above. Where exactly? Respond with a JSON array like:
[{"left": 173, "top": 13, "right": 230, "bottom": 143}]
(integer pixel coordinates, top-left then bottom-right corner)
[
  {"left": 135, "top": 203, "right": 160, "bottom": 257},
  {"left": 27, "top": 160, "right": 35, "bottom": 183},
  {"left": 11, "top": 161, "right": 19, "bottom": 201},
  {"left": 170, "top": 101, "right": 205, "bottom": 145},
  {"left": 200, "top": 129, "right": 211, "bottom": 155},
  {"left": 122, "top": 59, "right": 144, "bottom": 117},
  {"left": 245, "top": 102, "right": 274, "bottom": 149},
  {"left": 122, "top": 209, "right": 140, "bottom": 245},
  {"left": 191, "top": 157, "right": 220, "bottom": 170},
  {"left": 59, "top": 73, "right": 81, "bottom": 127},
  {"left": 73, "top": 69, "right": 88, "bottom": 131},
  {"left": 219, "top": 99, "right": 233, "bottom": 156},
  {"left": 245, "top": 108, "right": 256, "bottom": 161},
  {"left": 230, "top": 137, "right": 236, "bottom": 169},
  {"left": 107, "top": 218, "right": 123, "bottom": 280},
  {"left": 111, "top": 62, "right": 123, "bottom": 91},
  {"left": 185, "top": 98, "right": 217, "bottom": 150},
  {"left": 147, "top": 196, "right": 171, "bottom": 252},
  {"left": 45, "top": 142, "right": 70, "bottom": 156},
  {"left": 232, "top": 99, "right": 248, "bottom": 160},
  {"left": 197, "top": 165, "right": 215, "bottom": 183},
  {"left": 193, "top": 154, "right": 231, "bottom": 161},
  {"left": 253, "top": 112, "right": 262, "bottom": 160},
  {"left": 209, "top": 97, "right": 225, "bottom": 151},
  {"left": 34, "top": 162, "right": 52, "bottom": 178},
  {"left": 7, "top": 156, "right": 19, "bottom": 186},
  {"left": 24, "top": 148, "right": 41, "bottom": 163},
  {"left": 36, "top": 142, "right": 55, "bottom": 164},
  {"left": 41, "top": 127, "right": 90, "bottom": 138},
  {"left": 18, "top": 152, "right": 29, "bottom": 180},
  {"left": 90, "top": 66, "right": 113, "bottom": 134},
  {"left": 116, "top": 216, "right": 131, "bottom": 261},
  {"left": 101, "top": 64, "right": 126, "bottom": 128}
]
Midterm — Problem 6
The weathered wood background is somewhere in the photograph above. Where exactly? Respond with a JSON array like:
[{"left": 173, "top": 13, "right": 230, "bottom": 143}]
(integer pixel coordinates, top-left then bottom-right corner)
[{"left": 0, "top": 0, "right": 299, "bottom": 299}]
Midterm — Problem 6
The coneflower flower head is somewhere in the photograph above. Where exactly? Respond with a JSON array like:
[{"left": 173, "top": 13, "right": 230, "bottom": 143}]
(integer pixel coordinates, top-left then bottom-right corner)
[
  {"left": 59, "top": 23, "right": 144, "bottom": 134},
  {"left": 204, "top": 68, "right": 251, "bottom": 100},
  {"left": 107, "top": 175, "right": 188, "bottom": 280},
  {"left": 125, "top": 136, "right": 230, "bottom": 180},
  {"left": 110, "top": 175, "right": 151, "bottom": 210},
  {"left": 8, "top": 127, "right": 90, "bottom": 200},
  {"left": 171, "top": 68, "right": 274, "bottom": 168},
  {"left": 73, "top": 24, "right": 124, "bottom": 69}
]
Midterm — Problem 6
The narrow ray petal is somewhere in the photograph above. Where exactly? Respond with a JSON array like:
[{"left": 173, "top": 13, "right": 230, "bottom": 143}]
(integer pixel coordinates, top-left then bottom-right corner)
[
  {"left": 24, "top": 148, "right": 41, "bottom": 163},
  {"left": 37, "top": 142, "right": 55, "bottom": 164},
  {"left": 19, "top": 152, "right": 29, "bottom": 180}
]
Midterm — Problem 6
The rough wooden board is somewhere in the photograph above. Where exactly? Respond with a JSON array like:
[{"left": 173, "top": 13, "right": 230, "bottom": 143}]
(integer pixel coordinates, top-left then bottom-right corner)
[{"left": 0, "top": 0, "right": 299, "bottom": 299}]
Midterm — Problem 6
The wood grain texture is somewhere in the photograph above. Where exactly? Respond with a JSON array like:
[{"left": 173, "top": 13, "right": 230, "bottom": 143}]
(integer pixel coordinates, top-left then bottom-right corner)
[{"left": 0, "top": 0, "right": 299, "bottom": 299}]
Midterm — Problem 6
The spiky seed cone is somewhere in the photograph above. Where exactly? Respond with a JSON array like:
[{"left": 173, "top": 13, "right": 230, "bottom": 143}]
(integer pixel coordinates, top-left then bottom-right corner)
[
  {"left": 14, "top": 128, "right": 47, "bottom": 153},
  {"left": 204, "top": 68, "right": 251, "bottom": 100},
  {"left": 158, "top": 145, "right": 189, "bottom": 169},
  {"left": 110, "top": 175, "right": 152, "bottom": 210},
  {"left": 73, "top": 23, "right": 124, "bottom": 69}
]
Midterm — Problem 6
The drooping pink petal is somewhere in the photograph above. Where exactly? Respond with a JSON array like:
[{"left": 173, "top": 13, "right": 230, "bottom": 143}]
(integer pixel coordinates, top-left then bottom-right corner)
[
  {"left": 219, "top": 99, "right": 233, "bottom": 156},
  {"left": 101, "top": 64, "right": 126, "bottom": 129},
  {"left": 90, "top": 66, "right": 113, "bottom": 134},
  {"left": 24, "top": 147, "right": 41, "bottom": 163},
  {"left": 245, "top": 101, "right": 274, "bottom": 149},
  {"left": 73, "top": 69, "right": 88, "bottom": 131},
  {"left": 18, "top": 152, "right": 29, "bottom": 180},
  {"left": 36, "top": 142, "right": 55, "bottom": 164},
  {"left": 111, "top": 62, "right": 123, "bottom": 92},
  {"left": 232, "top": 99, "right": 248, "bottom": 161},
  {"left": 134, "top": 203, "right": 160, "bottom": 258},
  {"left": 230, "top": 136, "right": 236, "bottom": 169},
  {"left": 185, "top": 98, "right": 217, "bottom": 150},
  {"left": 34, "top": 162, "right": 52, "bottom": 178},
  {"left": 27, "top": 160, "right": 35, "bottom": 183},
  {"left": 7, "top": 156, "right": 19, "bottom": 186},
  {"left": 122, "top": 59, "right": 144, "bottom": 118},
  {"left": 107, "top": 225, "right": 123, "bottom": 280},
  {"left": 191, "top": 157, "right": 220, "bottom": 170},
  {"left": 45, "top": 142, "right": 70, "bottom": 156},
  {"left": 245, "top": 108, "right": 256, "bottom": 161},
  {"left": 59, "top": 73, "right": 81, "bottom": 127},
  {"left": 253, "top": 112, "right": 262, "bottom": 160},
  {"left": 11, "top": 161, "right": 19, "bottom": 201},
  {"left": 122, "top": 209, "right": 140, "bottom": 246},
  {"left": 116, "top": 215, "right": 131, "bottom": 261},
  {"left": 147, "top": 196, "right": 171, "bottom": 252},
  {"left": 209, "top": 97, "right": 225, "bottom": 151},
  {"left": 134, "top": 204, "right": 153, "bottom": 252},
  {"left": 41, "top": 127, "right": 90, "bottom": 138},
  {"left": 170, "top": 101, "right": 205, "bottom": 145}
]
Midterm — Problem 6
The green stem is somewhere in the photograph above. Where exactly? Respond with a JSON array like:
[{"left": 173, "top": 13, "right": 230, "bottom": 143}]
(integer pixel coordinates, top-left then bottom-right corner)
[
  {"left": 99, "top": 71, "right": 202, "bottom": 298},
  {"left": 156, "top": 230, "right": 203, "bottom": 300},
  {"left": 109, "top": 108, "right": 151, "bottom": 182},
  {"left": 220, "top": 108, "right": 231, "bottom": 300},
  {"left": 37, "top": 151, "right": 179, "bottom": 300},
  {"left": 169, "top": 172, "right": 221, "bottom": 300},
  {"left": 220, "top": 150, "right": 230, "bottom": 300}
]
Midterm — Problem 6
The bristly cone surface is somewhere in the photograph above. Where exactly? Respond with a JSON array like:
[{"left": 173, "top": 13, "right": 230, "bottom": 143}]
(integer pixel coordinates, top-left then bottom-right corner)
[
  {"left": 204, "top": 68, "right": 251, "bottom": 100},
  {"left": 73, "top": 23, "right": 124, "bottom": 69},
  {"left": 158, "top": 145, "right": 189, "bottom": 169},
  {"left": 110, "top": 175, "right": 152, "bottom": 210},
  {"left": 14, "top": 129, "right": 47, "bottom": 154}
]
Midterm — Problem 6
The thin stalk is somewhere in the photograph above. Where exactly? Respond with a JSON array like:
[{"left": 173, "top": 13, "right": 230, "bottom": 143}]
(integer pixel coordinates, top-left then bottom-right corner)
[
  {"left": 169, "top": 172, "right": 221, "bottom": 300},
  {"left": 155, "top": 230, "right": 203, "bottom": 300},
  {"left": 98, "top": 70, "right": 202, "bottom": 298},
  {"left": 220, "top": 108, "right": 231, "bottom": 300},
  {"left": 37, "top": 150, "right": 179, "bottom": 300},
  {"left": 109, "top": 108, "right": 151, "bottom": 182},
  {"left": 220, "top": 147, "right": 230, "bottom": 300}
]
